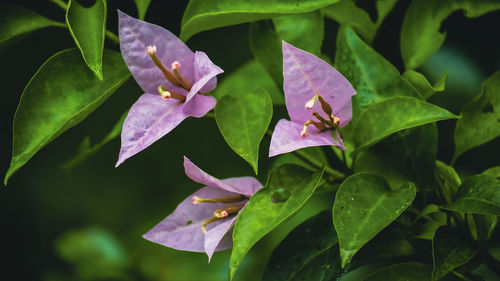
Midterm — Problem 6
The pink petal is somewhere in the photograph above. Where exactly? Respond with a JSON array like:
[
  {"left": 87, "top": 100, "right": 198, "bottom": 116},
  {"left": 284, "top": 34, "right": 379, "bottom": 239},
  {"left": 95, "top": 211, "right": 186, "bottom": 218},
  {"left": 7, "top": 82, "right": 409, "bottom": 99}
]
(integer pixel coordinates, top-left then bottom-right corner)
[
  {"left": 143, "top": 186, "right": 241, "bottom": 253},
  {"left": 222, "top": 177, "right": 262, "bottom": 197},
  {"left": 185, "top": 51, "right": 224, "bottom": 102},
  {"left": 204, "top": 214, "right": 238, "bottom": 261},
  {"left": 116, "top": 94, "right": 215, "bottom": 166},
  {"left": 183, "top": 157, "right": 260, "bottom": 196},
  {"left": 282, "top": 41, "right": 356, "bottom": 125},
  {"left": 118, "top": 10, "right": 193, "bottom": 95},
  {"left": 269, "top": 119, "right": 345, "bottom": 157}
]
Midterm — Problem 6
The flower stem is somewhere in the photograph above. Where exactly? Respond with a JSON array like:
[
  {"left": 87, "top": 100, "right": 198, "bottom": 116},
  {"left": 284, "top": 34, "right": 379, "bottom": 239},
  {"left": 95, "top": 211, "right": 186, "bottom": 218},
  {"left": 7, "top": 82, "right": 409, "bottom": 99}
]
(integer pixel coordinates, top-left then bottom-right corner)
[
  {"left": 50, "top": 0, "right": 120, "bottom": 45},
  {"left": 203, "top": 112, "right": 345, "bottom": 180},
  {"left": 265, "top": 129, "right": 344, "bottom": 179}
]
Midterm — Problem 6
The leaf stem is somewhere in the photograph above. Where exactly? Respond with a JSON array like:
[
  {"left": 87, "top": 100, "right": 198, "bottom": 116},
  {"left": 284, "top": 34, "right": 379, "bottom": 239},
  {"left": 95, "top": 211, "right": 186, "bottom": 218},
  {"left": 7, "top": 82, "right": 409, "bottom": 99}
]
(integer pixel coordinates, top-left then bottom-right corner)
[{"left": 50, "top": 0, "right": 120, "bottom": 45}]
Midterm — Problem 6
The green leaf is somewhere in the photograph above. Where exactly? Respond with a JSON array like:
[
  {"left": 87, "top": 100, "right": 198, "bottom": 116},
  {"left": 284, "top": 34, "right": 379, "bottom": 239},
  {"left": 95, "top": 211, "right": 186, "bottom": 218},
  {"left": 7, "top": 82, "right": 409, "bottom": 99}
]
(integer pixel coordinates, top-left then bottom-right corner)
[
  {"left": 374, "top": 0, "right": 399, "bottom": 27},
  {"left": 333, "top": 173, "right": 416, "bottom": 267},
  {"left": 0, "top": 3, "right": 65, "bottom": 49},
  {"left": 263, "top": 211, "right": 341, "bottom": 281},
  {"left": 4, "top": 49, "right": 130, "bottom": 185},
  {"left": 353, "top": 97, "right": 458, "bottom": 150},
  {"left": 453, "top": 70, "right": 500, "bottom": 162},
  {"left": 249, "top": 20, "right": 283, "bottom": 88},
  {"left": 66, "top": 0, "right": 107, "bottom": 80},
  {"left": 61, "top": 111, "right": 127, "bottom": 170},
  {"left": 482, "top": 166, "right": 500, "bottom": 180},
  {"left": 434, "top": 160, "right": 461, "bottom": 205},
  {"left": 180, "top": 0, "right": 341, "bottom": 41},
  {"left": 335, "top": 25, "right": 421, "bottom": 119},
  {"left": 432, "top": 226, "right": 478, "bottom": 280},
  {"left": 362, "top": 262, "right": 433, "bottom": 281},
  {"left": 403, "top": 70, "right": 447, "bottom": 100},
  {"left": 134, "top": 0, "right": 152, "bottom": 20},
  {"left": 442, "top": 174, "right": 500, "bottom": 216},
  {"left": 229, "top": 164, "right": 324, "bottom": 280},
  {"left": 323, "top": 0, "right": 376, "bottom": 43},
  {"left": 56, "top": 227, "right": 128, "bottom": 280},
  {"left": 466, "top": 213, "right": 497, "bottom": 241},
  {"left": 401, "top": 0, "right": 500, "bottom": 69},
  {"left": 213, "top": 59, "right": 284, "bottom": 105},
  {"left": 215, "top": 88, "right": 273, "bottom": 174},
  {"left": 354, "top": 123, "right": 438, "bottom": 189},
  {"left": 272, "top": 10, "right": 324, "bottom": 55}
]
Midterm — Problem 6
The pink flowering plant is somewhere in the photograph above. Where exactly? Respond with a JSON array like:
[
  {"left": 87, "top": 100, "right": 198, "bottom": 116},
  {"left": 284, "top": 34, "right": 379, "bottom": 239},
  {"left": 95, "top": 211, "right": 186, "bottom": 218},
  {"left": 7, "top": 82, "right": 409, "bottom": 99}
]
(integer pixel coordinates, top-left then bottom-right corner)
[{"left": 3, "top": 1, "right": 500, "bottom": 281}]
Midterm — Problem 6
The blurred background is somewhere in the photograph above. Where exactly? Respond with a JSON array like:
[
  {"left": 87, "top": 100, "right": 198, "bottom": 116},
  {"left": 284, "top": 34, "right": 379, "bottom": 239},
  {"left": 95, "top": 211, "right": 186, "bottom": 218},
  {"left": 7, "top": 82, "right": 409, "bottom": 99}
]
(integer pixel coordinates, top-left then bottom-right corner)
[{"left": 1, "top": 0, "right": 499, "bottom": 280}]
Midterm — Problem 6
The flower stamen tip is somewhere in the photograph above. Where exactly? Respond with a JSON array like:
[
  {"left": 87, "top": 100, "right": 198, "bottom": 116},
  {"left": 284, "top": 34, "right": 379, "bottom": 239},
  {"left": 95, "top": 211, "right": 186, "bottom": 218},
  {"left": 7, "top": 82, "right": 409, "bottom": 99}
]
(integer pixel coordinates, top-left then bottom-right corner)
[
  {"left": 331, "top": 114, "right": 341, "bottom": 128},
  {"left": 192, "top": 196, "right": 201, "bottom": 205},
  {"left": 171, "top": 61, "right": 181, "bottom": 70},
  {"left": 300, "top": 125, "right": 309, "bottom": 137},
  {"left": 158, "top": 85, "right": 171, "bottom": 100},
  {"left": 146, "top": 45, "right": 157, "bottom": 55},
  {"left": 305, "top": 95, "right": 319, "bottom": 110}
]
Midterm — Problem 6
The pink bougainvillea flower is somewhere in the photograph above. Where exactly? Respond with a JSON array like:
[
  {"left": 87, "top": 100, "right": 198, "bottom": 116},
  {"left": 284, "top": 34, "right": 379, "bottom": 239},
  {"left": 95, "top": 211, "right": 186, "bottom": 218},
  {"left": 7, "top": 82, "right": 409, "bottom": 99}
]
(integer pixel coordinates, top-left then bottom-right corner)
[
  {"left": 143, "top": 156, "right": 262, "bottom": 261},
  {"left": 269, "top": 41, "right": 356, "bottom": 157},
  {"left": 116, "top": 11, "right": 223, "bottom": 166}
]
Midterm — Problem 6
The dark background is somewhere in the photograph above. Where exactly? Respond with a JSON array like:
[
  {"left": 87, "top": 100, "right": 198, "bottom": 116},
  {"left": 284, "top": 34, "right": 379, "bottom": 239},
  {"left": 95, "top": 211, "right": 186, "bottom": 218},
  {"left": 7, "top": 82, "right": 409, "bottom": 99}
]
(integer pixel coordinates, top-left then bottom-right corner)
[{"left": 1, "top": 0, "right": 499, "bottom": 280}]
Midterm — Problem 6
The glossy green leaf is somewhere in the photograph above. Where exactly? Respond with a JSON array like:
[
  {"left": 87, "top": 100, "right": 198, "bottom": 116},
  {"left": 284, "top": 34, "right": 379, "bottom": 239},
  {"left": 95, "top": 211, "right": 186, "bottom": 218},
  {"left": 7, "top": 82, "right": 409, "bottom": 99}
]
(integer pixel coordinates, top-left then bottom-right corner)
[
  {"left": 453, "top": 70, "right": 500, "bottom": 162},
  {"left": 333, "top": 173, "right": 416, "bottom": 267},
  {"left": 272, "top": 10, "right": 324, "bottom": 55},
  {"left": 403, "top": 70, "right": 447, "bottom": 100},
  {"left": 250, "top": 11, "right": 324, "bottom": 88},
  {"left": 249, "top": 20, "right": 283, "bottom": 88},
  {"left": 213, "top": 59, "right": 284, "bottom": 105},
  {"left": 215, "top": 88, "right": 273, "bottom": 174},
  {"left": 134, "top": 0, "right": 151, "bottom": 20},
  {"left": 229, "top": 165, "right": 324, "bottom": 280},
  {"left": 323, "top": 0, "right": 376, "bottom": 43},
  {"left": 66, "top": 0, "right": 107, "bottom": 80},
  {"left": 482, "top": 166, "right": 500, "bottom": 180},
  {"left": 374, "top": 0, "right": 399, "bottom": 27},
  {"left": 414, "top": 207, "right": 447, "bottom": 241},
  {"left": 0, "top": 3, "right": 65, "bottom": 49},
  {"left": 466, "top": 213, "right": 497, "bottom": 241},
  {"left": 362, "top": 262, "right": 433, "bottom": 281},
  {"left": 355, "top": 124, "right": 438, "bottom": 188},
  {"left": 263, "top": 211, "right": 341, "bottom": 281},
  {"left": 432, "top": 226, "right": 478, "bottom": 280},
  {"left": 180, "top": 0, "right": 341, "bottom": 41},
  {"left": 4, "top": 49, "right": 130, "bottom": 185},
  {"left": 335, "top": 25, "right": 421, "bottom": 119},
  {"left": 442, "top": 174, "right": 500, "bottom": 216},
  {"left": 434, "top": 160, "right": 461, "bottom": 205},
  {"left": 322, "top": 0, "right": 398, "bottom": 43},
  {"left": 56, "top": 227, "right": 128, "bottom": 280},
  {"left": 401, "top": 0, "right": 500, "bottom": 69},
  {"left": 353, "top": 97, "right": 457, "bottom": 150},
  {"left": 61, "top": 111, "right": 127, "bottom": 170}
]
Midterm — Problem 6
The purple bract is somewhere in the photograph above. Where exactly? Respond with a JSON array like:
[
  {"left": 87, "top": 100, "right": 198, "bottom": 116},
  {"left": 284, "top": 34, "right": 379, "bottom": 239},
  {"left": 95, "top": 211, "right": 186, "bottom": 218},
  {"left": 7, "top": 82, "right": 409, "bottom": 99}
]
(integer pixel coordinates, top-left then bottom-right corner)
[
  {"left": 143, "top": 156, "right": 262, "bottom": 261},
  {"left": 116, "top": 11, "right": 223, "bottom": 166},
  {"left": 269, "top": 41, "right": 356, "bottom": 157}
]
